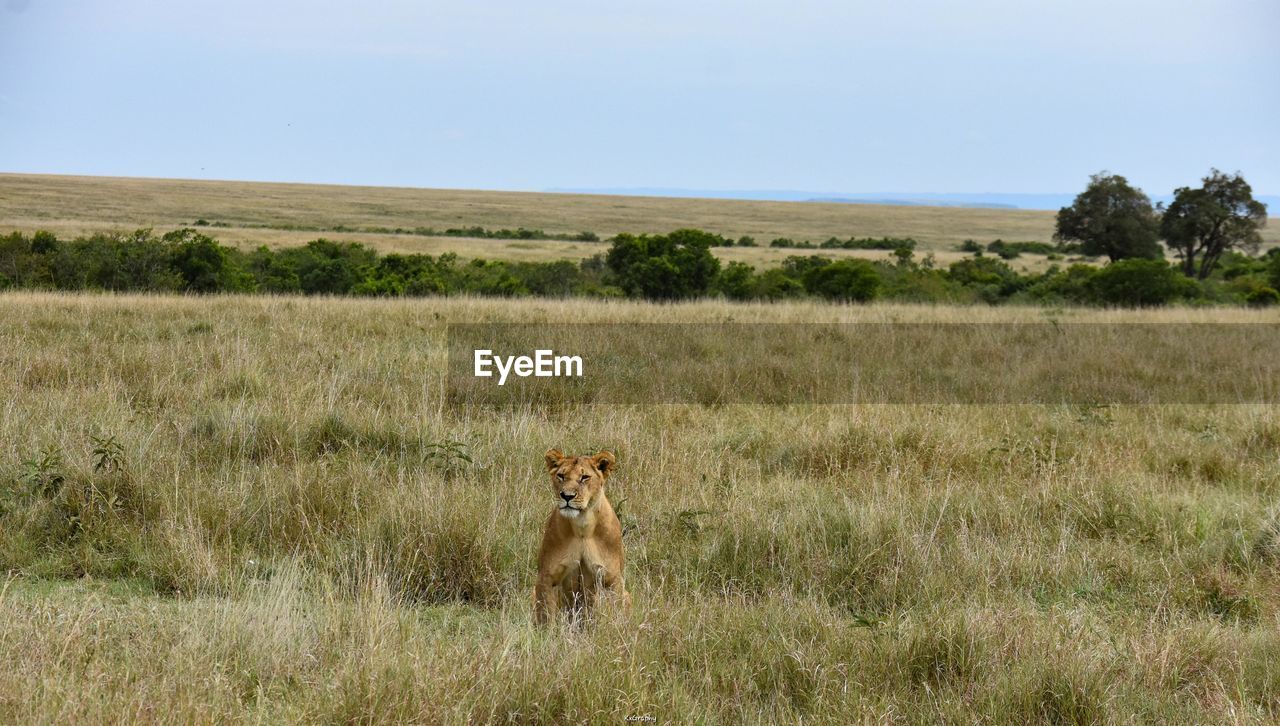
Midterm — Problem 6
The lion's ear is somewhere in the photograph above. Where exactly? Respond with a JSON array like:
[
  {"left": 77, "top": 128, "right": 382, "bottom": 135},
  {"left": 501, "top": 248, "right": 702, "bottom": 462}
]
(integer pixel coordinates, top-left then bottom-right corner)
[
  {"left": 544, "top": 449, "right": 565, "bottom": 472},
  {"left": 592, "top": 450, "right": 617, "bottom": 477}
]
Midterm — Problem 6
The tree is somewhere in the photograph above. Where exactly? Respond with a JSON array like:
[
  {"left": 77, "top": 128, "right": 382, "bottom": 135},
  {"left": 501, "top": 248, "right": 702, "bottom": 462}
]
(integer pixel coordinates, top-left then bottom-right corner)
[
  {"left": 1055, "top": 172, "right": 1163, "bottom": 261},
  {"left": 605, "top": 229, "right": 721, "bottom": 300},
  {"left": 1161, "top": 169, "right": 1269, "bottom": 279}
]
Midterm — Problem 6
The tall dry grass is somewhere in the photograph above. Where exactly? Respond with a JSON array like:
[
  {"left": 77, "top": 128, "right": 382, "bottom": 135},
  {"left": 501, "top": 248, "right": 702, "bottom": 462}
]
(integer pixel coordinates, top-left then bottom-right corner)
[{"left": 2, "top": 292, "right": 1280, "bottom": 722}]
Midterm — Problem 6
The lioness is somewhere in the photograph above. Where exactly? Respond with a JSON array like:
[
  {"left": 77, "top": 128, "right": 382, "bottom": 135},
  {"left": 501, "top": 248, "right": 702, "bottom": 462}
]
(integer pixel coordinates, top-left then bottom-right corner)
[{"left": 534, "top": 449, "right": 630, "bottom": 624}]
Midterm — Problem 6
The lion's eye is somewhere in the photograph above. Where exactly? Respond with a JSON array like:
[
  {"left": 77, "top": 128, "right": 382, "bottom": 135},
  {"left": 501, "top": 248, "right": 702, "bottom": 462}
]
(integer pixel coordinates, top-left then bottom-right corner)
[
  {"left": 556, "top": 473, "right": 565, "bottom": 481},
  {"left": 580, "top": 475, "right": 590, "bottom": 483}
]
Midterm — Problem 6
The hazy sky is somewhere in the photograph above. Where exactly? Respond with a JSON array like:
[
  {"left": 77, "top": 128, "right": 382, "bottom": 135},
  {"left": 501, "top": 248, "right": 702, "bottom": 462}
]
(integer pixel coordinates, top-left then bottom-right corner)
[{"left": 1, "top": 0, "right": 1276, "bottom": 194}]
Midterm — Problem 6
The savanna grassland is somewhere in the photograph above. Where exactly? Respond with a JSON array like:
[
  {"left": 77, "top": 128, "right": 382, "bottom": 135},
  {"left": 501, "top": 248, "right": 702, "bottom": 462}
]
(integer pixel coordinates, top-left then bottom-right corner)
[
  {"left": 4, "top": 292, "right": 1280, "bottom": 723},
  {"left": 0, "top": 173, "right": 1141, "bottom": 273},
  {"left": 0, "top": 173, "right": 1068, "bottom": 245}
]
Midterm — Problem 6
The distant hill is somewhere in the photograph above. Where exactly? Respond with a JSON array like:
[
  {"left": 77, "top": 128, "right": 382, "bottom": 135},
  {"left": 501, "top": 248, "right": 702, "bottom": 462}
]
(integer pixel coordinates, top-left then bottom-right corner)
[
  {"left": 808, "top": 197, "right": 1019, "bottom": 210},
  {"left": 549, "top": 187, "right": 1280, "bottom": 212}
]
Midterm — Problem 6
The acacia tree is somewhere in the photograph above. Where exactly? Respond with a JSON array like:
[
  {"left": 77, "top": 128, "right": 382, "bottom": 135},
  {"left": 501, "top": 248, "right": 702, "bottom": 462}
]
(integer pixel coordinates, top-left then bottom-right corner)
[
  {"left": 1055, "top": 172, "right": 1162, "bottom": 261},
  {"left": 1161, "top": 169, "right": 1268, "bottom": 279}
]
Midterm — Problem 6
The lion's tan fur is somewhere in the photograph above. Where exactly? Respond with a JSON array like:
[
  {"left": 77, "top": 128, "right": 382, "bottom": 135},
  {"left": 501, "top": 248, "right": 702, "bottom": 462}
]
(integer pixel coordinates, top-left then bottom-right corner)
[{"left": 533, "top": 449, "right": 630, "bottom": 624}]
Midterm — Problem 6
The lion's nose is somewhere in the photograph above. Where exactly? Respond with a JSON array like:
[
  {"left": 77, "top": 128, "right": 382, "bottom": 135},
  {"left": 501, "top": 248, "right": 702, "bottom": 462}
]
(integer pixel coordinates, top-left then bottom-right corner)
[{"left": 560, "top": 491, "right": 575, "bottom": 502}]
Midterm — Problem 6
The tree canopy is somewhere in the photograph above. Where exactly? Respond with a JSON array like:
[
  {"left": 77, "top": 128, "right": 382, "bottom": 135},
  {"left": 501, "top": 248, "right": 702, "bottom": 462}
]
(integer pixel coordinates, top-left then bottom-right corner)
[
  {"left": 1161, "top": 169, "right": 1269, "bottom": 279},
  {"left": 604, "top": 229, "right": 722, "bottom": 300},
  {"left": 1055, "top": 172, "right": 1163, "bottom": 262}
]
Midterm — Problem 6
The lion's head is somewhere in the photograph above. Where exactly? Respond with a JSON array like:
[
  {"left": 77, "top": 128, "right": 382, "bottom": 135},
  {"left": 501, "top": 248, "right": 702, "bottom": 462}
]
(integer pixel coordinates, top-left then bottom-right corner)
[{"left": 544, "top": 449, "right": 616, "bottom": 518}]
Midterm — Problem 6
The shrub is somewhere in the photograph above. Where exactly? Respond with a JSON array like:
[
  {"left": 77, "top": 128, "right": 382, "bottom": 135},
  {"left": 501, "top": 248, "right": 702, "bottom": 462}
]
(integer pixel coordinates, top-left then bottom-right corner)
[
  {"left": 1, "top": 227, "right": 1268, "bottom": 309},
  {"left": 1088, "top": 259, "right": 1200, "bottom": 307},
  {"left": 802, "top": 259, "right": 881, "bottom": 302},
  {"left": 820, "top": 236, "right": 917, "bottom": 252},
  {"left": 1023, "top": 264, "right": 1099, "bottom": 304},
  {"left": 278, "top": 239, "right": 377, "bottom": 295},
  {"left": 507, "top": 260, "right": 583, "bottom": 297},
  {"left": 878, "top": 266, "right": 972, "bottom": 303},
  {"left": 1268, "top": 251, "right": 1280, "bottom": 291},
  {"left": 946, "top": 256, "right": 1024, "bottom": 302},
  {"left": 713, "top": 261, "right": 756, "bottom": 300},
  {"left": 352, "top": 253, "right": 450, "bottom": 296},
  {"left": 753, "top": 268, "right": 805, "bottom": 300},
  {"left": 781, "top": 255, "right": 832, "bottom": 279},
  {"left": 164, "top": 229, "right": 253, "bottom": 293},
  {"left": 454, "top": 259, "right": 529, "bottom": 296},
  {"left": 605, "top": 229, "right": 721, "bottom": 300},
  {"left": 247, "top": 246, "right": 302, "bottom": 293},
  {"left": 1246, "top": 287, "right": 1280, "bottom": 307}
]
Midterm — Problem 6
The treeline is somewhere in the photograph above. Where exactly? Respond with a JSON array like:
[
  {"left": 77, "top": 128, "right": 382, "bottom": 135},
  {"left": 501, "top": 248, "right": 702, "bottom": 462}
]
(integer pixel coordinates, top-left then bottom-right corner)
[
  {"left": 960, "top": 239, "right": 1066, "bottom": 259},
  {"left": 606, "top": 229, "right": 1279, "bottom": 306},
  {"left": 770, "top": 236, "right": 917, "bottom": 251},
  {"left": 193, "top": 219, "right": 600, "bottom": 242},
  {"left": 0, "top": 230, "right": 615, "bottom": 298},
  {"left": 3, "top": 227, "right": 1279, "bottom": 307}
]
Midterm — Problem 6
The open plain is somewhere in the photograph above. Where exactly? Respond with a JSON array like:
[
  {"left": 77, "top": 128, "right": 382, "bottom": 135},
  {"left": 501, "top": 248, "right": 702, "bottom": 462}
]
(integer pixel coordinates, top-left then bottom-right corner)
[{"left": 2, "top": 292, "right": 1280, "bottom": 722}]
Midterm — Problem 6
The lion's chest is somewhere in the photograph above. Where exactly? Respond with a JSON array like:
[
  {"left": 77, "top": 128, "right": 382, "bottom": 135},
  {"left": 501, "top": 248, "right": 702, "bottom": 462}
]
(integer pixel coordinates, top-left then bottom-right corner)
[{"left": 548, "top": 539, "right": 608, "bottom": 595}]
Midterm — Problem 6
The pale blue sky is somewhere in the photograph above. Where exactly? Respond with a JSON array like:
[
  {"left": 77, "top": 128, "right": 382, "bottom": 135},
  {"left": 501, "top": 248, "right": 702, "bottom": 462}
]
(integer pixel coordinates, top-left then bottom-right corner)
[{"left": 1, "top": 0, "right": 1276, "bottom": 197}]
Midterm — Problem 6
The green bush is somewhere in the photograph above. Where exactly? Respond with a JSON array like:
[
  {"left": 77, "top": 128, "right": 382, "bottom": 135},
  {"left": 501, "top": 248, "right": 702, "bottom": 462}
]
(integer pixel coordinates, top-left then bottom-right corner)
[
  {"left": 247, "top": 246, "right": 302, "bottom": 293},
  {"left": 802, "top": 259, "right": 881, "bottom": 302},
  {"left": 1088, "top": 259, "right": 1200, "bottom": 307},
  {"left": 277, "top": 239, "right": 377, "bottom": 295},
  {"left": 713, "top": 262, "right": 756, "bottom": 300},
  {"left": 770, "top": 238, "right": 815, "bottom": 249},
  {"left": 1267, "top": 251, "right": 1280, "bottom": 292},
  {"left": 0, "top": 227, "right": 1270, "bottom": 308},
  {"left": 1246, "top": 287, "right": 1280, "bottom": 307},
  {"left": 752, "top": 268, "right": 806, "bottom": 300},
  {"left": 984, "top": 240, "right": 1058, "bottom": 260},
  {"left": 820, "top": 236, "right": 917, "bottom": 252},
  {"left": 1023, "top": 264, "right": 1099, "bottom": 305},
  {"left": 946, "top": 256, "right": 1025, "bottom": 303},
  {"left": 878, "top": 266, "right": 973, "bottom": 303},
  {"left": 164, "top": 229, "right": 253, "bottom": 293},
  {"left": 605, "top": 229, "right": 722, "bottom": 300}
]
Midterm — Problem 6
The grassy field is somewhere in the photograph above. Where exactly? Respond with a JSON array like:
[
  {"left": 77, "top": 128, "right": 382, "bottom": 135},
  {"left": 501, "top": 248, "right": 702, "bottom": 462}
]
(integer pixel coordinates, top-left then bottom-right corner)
[
  {"left": 0, "top": 173, "right": 1153, "bottom": 274},
  {"left": 0, "top": 173, "right": 1071, "bottom": 244},
  {"left": 3, "top": 291, "right": 1280, "bottom": 722},
  {"left": 7, "top": 173, "right": 1275, "bottom": 274}
]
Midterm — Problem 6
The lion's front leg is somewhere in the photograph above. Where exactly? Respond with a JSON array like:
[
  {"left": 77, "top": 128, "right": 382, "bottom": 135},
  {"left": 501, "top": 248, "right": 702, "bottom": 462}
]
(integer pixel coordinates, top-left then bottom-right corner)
[
  {"left": 592, "top": 565, "right": 631, "bottom": 615},
  {"left": 533, "top": 579, "right": 560, "bottom": 625}
]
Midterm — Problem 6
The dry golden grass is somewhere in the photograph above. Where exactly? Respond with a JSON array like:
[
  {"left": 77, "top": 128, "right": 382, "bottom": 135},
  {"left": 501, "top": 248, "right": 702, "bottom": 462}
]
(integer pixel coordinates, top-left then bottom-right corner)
[
  {"left": 2, "top": 291, "right": 1280, "bottom": 722},
  {"left": 0, "top": 172, "right": 1070, "bottom": 247},
  {"left": 11, "top": 173, "right": 1272, "bottom": 272},
  {"left": 4, "top": 215, "right": 1064, "bottom": 272}
]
